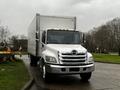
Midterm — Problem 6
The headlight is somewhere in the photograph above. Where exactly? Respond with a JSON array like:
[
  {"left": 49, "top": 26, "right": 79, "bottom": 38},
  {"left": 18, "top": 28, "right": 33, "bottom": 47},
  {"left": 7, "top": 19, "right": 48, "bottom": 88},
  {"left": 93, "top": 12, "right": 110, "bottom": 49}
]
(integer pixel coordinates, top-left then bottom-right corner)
[
  {"left": 89, "top": 56, "right": 94, "bottom": 61},
  {"left": 86, "top": 56, "right": 94, "bottom": 64},
  {"left": 45, "top": 56, "right": 57, "bottom": 63},
  {"left": 88, "top": 56, "right": 94, "bottom": 63}
]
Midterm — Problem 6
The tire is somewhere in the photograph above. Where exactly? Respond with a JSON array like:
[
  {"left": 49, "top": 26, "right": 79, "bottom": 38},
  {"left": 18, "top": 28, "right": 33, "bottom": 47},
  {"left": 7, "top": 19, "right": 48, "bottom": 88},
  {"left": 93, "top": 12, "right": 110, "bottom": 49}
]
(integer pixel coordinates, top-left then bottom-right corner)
[
  {"left": 40, "top": 60, "right": 50, "bottom": 82},
  {"left": 80, "top": 72, "right": 92, "bottom": 81},
  {"left": 30, "top": 55, "right": 38, "bottom": 66}
]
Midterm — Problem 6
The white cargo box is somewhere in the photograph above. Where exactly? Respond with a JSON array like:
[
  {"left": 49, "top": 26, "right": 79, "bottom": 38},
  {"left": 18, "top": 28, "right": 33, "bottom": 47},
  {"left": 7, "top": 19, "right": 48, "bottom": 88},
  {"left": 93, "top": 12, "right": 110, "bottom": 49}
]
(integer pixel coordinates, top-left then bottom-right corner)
[{"left": 40, "top": 15, "right": 76, "bottom": 30}]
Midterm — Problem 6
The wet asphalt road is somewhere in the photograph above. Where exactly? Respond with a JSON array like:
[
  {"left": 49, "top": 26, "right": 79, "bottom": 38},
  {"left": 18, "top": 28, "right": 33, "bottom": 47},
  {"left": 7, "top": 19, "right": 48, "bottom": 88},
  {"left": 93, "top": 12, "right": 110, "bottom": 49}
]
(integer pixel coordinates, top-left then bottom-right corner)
[{"left": 21, "top": 55, "right": 120, "bottom": 90}]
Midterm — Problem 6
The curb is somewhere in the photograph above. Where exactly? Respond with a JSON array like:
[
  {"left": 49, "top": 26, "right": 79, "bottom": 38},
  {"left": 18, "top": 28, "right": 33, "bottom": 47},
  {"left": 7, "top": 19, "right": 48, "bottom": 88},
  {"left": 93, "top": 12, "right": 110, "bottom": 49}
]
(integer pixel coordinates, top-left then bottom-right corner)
[
  {"left": 19, "top": 56, "right": 35, "bottom": 90},
  {"left": 21, "top": 78, "right": 34, "bottom": 90}
]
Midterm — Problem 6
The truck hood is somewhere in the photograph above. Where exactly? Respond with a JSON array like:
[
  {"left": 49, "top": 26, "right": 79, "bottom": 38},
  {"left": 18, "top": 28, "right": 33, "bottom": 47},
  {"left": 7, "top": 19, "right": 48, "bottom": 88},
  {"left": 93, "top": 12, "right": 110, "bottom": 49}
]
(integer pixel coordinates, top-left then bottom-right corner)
[{"left": 46, "top": 44, "right": 87, "bottom": 53}]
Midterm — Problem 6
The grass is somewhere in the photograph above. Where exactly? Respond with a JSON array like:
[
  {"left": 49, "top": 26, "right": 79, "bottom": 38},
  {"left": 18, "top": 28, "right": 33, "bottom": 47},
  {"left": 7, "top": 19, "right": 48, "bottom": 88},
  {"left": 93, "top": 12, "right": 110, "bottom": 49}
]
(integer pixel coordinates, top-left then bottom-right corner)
[
  {"left": 0, "top": 60, "right": 29, "bottom": 90},
  {"left": 93, "top": 53, "right": 120, "bottom": 64}
]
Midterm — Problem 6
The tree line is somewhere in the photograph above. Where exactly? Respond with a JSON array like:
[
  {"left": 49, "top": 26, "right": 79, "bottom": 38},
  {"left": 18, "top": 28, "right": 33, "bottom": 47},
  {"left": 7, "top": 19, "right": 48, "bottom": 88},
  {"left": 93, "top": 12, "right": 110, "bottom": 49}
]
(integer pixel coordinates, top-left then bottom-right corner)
[
  {"left": 0, "top": 24, "right": 27, "bottom": 51},
  {"left": 85, "top": 17, "right": 120, "bottom": 56}
]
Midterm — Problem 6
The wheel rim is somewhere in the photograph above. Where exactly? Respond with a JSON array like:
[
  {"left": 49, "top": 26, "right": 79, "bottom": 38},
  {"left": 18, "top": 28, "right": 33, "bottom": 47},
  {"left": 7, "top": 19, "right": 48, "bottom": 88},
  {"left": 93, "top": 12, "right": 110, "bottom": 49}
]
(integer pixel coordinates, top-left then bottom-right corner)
[{"left": 42, "top": 65, "right": 46, "bottom": 79}]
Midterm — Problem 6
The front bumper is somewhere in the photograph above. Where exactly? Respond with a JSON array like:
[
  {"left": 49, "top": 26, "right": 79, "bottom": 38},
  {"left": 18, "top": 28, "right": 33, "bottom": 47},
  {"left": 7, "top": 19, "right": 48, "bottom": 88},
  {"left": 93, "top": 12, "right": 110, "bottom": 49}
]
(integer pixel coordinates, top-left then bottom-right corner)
[{"left": 45, "top": 63, "right": 95, "bottom": 74}]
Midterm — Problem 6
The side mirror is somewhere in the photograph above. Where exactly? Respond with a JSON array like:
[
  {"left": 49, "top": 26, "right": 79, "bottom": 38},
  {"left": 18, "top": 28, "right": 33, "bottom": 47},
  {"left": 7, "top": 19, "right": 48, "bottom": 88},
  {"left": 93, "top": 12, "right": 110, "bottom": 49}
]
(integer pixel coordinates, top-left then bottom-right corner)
[
  {"left": 36, "top": 31, "right": 39, "bottom": 39},
  {"left": 81, "top": 33, "right": 86, "bottom": 46}
]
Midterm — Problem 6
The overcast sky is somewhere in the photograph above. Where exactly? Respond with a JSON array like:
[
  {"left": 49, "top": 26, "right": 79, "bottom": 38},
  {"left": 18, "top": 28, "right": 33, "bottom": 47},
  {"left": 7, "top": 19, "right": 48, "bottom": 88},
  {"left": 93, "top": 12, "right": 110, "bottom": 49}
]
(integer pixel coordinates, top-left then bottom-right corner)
[{"left": 0, "top": 0, "right": 120, "bottom": 36}]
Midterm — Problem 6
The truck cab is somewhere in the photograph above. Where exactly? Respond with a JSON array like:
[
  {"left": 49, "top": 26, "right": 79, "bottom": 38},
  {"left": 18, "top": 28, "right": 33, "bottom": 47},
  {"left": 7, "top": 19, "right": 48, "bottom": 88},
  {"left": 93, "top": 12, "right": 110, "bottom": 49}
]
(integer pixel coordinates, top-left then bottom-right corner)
[{"left": 39, "top": 29, "right": 94, "bottom": 81}]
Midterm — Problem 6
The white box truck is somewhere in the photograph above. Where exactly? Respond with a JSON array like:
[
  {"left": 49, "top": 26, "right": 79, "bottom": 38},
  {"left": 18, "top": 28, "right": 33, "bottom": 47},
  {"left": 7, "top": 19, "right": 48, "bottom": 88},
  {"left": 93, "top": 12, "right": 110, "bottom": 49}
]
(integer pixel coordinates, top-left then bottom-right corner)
[{"left": 28, "top": 13, "right": 95, "bottom": 81}]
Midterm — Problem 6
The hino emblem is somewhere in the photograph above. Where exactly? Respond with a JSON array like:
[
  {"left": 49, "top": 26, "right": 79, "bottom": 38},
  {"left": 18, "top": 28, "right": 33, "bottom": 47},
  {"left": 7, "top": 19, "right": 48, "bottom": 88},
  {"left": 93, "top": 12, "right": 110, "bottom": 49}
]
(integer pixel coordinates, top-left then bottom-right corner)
[{"left": 72, "top": 50, "right": 78, "bottom": 55}]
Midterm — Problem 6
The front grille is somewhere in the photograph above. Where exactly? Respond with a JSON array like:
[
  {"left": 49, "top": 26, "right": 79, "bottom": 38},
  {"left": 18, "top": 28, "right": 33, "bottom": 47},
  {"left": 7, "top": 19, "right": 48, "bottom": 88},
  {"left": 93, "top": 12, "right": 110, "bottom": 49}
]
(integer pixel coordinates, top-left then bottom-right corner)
[{"left": 59, "top": 52, "right": 86, "bottom": 65}]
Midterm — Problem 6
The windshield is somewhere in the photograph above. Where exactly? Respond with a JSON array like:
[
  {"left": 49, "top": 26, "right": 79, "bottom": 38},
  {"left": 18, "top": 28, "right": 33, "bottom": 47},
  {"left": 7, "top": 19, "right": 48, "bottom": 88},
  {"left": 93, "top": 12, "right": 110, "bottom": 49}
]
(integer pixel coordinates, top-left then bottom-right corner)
[{"left": 47, "top": 30, "right": 80, "bottom": 44}]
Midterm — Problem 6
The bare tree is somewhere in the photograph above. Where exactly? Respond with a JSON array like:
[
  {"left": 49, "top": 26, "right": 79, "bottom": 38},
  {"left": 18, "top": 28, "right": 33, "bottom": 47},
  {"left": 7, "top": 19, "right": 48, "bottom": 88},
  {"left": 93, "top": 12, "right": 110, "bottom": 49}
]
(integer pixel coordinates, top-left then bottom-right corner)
[
  {"left": 0, "top": 25, "right": 10, "bottom": 46},
  {"left": 86, "top": 17, "right": 120, "bottom": 55},
  {"left": 107, "top": 18, "right": 120, "bottom": 55},
  {"left": 85, "top": 30, "right": 97, "bottom": 52}
]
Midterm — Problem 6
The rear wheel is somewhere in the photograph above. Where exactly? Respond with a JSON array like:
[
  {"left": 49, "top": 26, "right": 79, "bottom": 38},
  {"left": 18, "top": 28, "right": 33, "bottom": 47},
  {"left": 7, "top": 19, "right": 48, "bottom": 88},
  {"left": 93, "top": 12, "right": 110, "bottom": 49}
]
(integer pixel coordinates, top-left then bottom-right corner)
[
  {"left": 30, "top": 55, "right": 38, "bottom": 66},
  {"left": 80, "top": 72, "right": 92, "bottom": 81}
]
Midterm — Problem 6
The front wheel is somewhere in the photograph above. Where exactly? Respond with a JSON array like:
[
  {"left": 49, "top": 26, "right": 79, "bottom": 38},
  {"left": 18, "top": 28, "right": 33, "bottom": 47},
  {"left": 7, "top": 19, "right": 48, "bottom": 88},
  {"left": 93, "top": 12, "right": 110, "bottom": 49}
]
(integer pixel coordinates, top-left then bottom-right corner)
[
  {"left": 80, "top": 72, "right": 92, "bottom": 81},
  {"left": 40, "top": 61, "right": 50, "bottom": 81}
]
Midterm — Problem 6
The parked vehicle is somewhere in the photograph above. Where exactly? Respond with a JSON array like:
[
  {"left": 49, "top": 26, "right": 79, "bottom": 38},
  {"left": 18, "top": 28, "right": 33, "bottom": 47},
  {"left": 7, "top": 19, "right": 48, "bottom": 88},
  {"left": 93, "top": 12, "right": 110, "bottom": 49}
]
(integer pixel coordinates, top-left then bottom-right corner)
[
  {"left": 28, "top": 13, "right": 95, "bottom": 81},
  {"left": 0, "top": 41, "right": 15, "bottom": 62}
]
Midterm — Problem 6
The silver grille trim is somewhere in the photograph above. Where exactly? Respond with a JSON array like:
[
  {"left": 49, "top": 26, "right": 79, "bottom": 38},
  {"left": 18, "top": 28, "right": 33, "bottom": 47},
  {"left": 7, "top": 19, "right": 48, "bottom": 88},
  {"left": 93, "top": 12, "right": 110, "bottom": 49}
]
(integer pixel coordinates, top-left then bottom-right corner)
[{"left": 59, "top": 52, "right": 86, "bottom": 65}]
